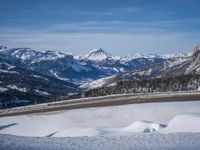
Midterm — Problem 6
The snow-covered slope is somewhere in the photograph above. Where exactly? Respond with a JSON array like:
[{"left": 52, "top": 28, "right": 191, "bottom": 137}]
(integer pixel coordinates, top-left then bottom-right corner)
[
  {"left": 78, "top": 48, "right": 127, "bottom": 74},
  {"left": 162, "top": 113, "right": 200, "bottom": 133},
  {"left": 97, "top": 44, "right": 199, "bottom": 86},
  {"left": 1, "top": 133, "right": 200, "bottom": 150},
  {"left": 161, "top": 52, "right": 192, "bottom": 59},
  {"left": 80, "top": 75, "right": 116, "bottom": 89},
  {"left": 77, "top": 48, "right": 169, "bottom": 75},
  {"left": 0, "top": 101, "right": 200, "bottom": 137},
  {"left": 0, "top": 45, "right": 194, "bottom": 87},
  {"left": 84, "top": 48, "right": 116, "bottom": 61},
  {"left": 121, "top": 53, "right": 161, "bottom": 61},
  {"left": 0, "top": 47, "right": 105, "bottom": 84},
  {"left": 1, "top": 101, "right": 200, "bottom": 149},
  {"left": 0, "top": 47, "right": 68, "bottom": 63},
  {"left": 0, "top": 46, "right": 167, "bottom": 84},
  {"left": 0, "top": 55, "right": 79, "bottom": 108}
]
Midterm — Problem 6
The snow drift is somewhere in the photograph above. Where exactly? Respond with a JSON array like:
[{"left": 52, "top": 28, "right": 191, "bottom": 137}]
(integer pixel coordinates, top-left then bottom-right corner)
[
  {"left": 0, "top": 101, "right": 200, "bottom": 137},
  {"left": 122, "top": 121, "right": 164, "bottom": 133},
  {"left": 162, "top": 113, "right": 200, "bottom": 133}
]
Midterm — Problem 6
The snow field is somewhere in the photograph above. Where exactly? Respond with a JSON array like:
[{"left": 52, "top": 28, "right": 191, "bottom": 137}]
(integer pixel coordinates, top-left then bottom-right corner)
[{"left": 0, "top": 101, "right": 200, "bottom": 137}]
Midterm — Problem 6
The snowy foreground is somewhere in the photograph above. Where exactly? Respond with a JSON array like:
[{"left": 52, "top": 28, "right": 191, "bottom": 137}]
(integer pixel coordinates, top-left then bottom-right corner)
[
  {"left": 1, "top": 101, "right": 200, "bottom": 149},
  {"left": 1, "top": 133, "right": 200, "bottom": 150}
]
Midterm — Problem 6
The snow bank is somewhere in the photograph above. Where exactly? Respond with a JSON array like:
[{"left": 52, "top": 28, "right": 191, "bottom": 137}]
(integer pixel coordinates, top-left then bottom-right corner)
[
  {"left": 0, "top": 101, "right": 200, "bottom": 137},
  {"left": 161, "top": 113, "right": 200, "bottom": 133},
  {"left": 122, "top": 121, "right": 164, "bottom": 133}
]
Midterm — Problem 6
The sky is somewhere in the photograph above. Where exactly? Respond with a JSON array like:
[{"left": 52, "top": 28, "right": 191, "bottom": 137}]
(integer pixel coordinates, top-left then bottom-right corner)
[{"left": 0, "top": 0, "right": 200, "bottom": 56}]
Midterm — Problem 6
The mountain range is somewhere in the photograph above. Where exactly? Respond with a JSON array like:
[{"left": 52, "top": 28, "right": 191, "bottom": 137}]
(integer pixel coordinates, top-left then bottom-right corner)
[
  {"left": 87, "top": 44, "right": 199, "bottom": 88},
  {"left": 0, "top": 46, "right": 184, "bottom": 84},
  {"left": 0, "top": 44, "right": 196, "bottom": 108}
]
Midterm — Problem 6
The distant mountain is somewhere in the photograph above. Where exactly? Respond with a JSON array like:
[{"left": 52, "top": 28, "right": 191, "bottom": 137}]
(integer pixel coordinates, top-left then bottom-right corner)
[
  {"left": 120, "top": 53, "right": 165, "bottom": 72},
  {"left": 0, "top": 54, "right": 79, "bottom": 108},
  {"left": 92, "top": 44, "right": 198, "bottom": 88},
  {"left": 0, "top": 45, "right": 192, "bottom": 89},
  {"left": 76, "top": 48, "right": 124, "bottom": 74},
  {"left": 0, "top": 44, "right": 195, "bottom": 108},
  {"left": 84, "top": 48, "right": 118, "bottom": 61},
  {"left": 76, "top": 48, "right": 169, "bottom": 75},
  {"left": 0, "top": 47, "right": 106, "bottom": 85},
  {"left": 161, "top": 52, "right": 192, "bottom": 59}
]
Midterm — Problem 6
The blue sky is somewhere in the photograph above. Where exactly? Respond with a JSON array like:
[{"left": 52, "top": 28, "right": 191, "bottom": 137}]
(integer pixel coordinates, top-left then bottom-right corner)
[{"left": 0, "top": 0, "right": 200, "bottom": 55}]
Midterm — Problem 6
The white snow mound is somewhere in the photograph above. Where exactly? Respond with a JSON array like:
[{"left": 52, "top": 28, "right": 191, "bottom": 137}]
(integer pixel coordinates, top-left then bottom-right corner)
[
  {"left": 161, "top": 113, "right": 200, "bottom": 133},
  {"left": 122, "top": 121, "right": 164, "bottom": 133}
]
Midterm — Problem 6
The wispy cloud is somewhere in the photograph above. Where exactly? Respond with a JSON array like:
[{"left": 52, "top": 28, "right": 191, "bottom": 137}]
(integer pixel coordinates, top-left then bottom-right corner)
[
  {"left": 75, "top": 11, "right": 115, "bottom": 16},
  {"left": 111, "top": 7, "right": 140, "bottom": 13},
  {"left": 75, "top": 6, "right": 174, "bottom": 17},
  {"left": 0, "top": 18, "right": 199, "bottom": 55},
  {"left": 0, "top": 25, "right": 199, "bottom": 55},
  {"left": 0, "top": 0, "right": 199, "bottom": 55},
  {"left": 50, "top": 18, "right": 200, "bottom": 34},
  {"left": 79, "top": 7, "right": 140, "bottom": 16}
]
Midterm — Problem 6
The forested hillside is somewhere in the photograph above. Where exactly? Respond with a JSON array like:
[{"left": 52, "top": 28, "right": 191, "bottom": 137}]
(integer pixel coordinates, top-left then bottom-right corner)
[{"left": 79, "top": 74, "right": 200, "bottom": 98}]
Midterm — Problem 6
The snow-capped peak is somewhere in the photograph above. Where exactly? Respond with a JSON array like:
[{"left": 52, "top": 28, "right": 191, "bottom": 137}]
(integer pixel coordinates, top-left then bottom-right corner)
[
  {"left": 84, "top": 48, "right": 114, "bottom": 61},
  {"left": 10, "top": 48, "right": 39, "bottom": 60},
  {"left": 121, "top": 53, "right": 161, "bottom": 62},
  {"left": 89, "top": 48, "right": 106, "bottom": 54},
  {"left": 161, "top": 52, "right": 192, "bottom": 59},
  {"left": 0, "top": 47, "right": 75, "bottom": 63}
]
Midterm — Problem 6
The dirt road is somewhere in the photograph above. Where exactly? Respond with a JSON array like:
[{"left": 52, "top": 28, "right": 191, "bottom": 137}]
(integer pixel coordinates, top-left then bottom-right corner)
[{"left": 1, "top": 92, "right": 200, "bottom": 117}]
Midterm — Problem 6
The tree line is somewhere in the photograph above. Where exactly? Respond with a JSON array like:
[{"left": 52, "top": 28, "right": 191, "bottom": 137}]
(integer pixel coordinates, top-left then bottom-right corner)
[{"left": 77, "top": 74, "right": 200, "bottom": 98}]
